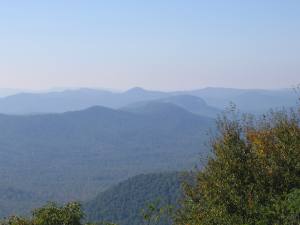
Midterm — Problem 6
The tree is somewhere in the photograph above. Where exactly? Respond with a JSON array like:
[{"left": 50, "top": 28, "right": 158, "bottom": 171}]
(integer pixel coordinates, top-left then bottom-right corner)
[
  {"left": 142, "top": 200, "right": 174, "bottom": 225},
  {"left": 0, "top": 216, "right": 32, "bottom": 225},
  {"left": 33, "top": 202, "right": 83, "bottom": 225},
  {"left": 0, "top": 202, "right": 117, "bottom": 225},
  {"left": 175, "top": 108, "right": 300, "bottom": 225}
]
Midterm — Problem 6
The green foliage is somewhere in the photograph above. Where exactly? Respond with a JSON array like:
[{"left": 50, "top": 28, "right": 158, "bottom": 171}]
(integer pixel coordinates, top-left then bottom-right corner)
[
  {"left": 32, "top": 202, "right": 83, "bottom": 225},
  {"left": 285, "top": 188, "right": 300, "bottom": 221},
  {"left": 85, "top": 172, "right": 182, "bottom": 225},
  {"left": 0, "top": 202, "right": 117, "bottom": 225},
  {"left": 1, "top": 216, "right": 31, "bottom": 225},
  {"left": 142, "top": 200, "right": 174, "bottom": 225},
  {"left": 0, "top": 173, "right": 181, "bottom": 225},
  {"left": 175, "top": 108, "right": 300, "bottom": 225},
  {"left": 259, "top": 188, "right": 300, "bottom": 225}
]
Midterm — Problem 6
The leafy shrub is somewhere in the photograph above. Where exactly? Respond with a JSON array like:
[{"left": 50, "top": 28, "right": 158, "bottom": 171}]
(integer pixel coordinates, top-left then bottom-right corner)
[{"left": 175, "top": 108, "right": 300, "bottom": 225}]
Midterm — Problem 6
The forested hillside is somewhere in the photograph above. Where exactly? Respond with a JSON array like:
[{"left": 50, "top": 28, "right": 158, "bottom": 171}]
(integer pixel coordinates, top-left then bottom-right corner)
[
  {"left": 0, "top": 103, "right": 213, "bottom": 216},
  {"left": 2, "top": 107, "right": 298, "bottom": 225},
  {"left": 85, "top": 172, "right": 181, "bottom": 225},
  {"left": 0, "top": 0, "right": 298, "bottom": 223}
]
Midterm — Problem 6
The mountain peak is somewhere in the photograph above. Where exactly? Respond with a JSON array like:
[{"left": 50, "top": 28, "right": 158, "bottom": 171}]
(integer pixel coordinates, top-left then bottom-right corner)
[{"left": 125, "top": 87, "right": 146, "bottom": 93}]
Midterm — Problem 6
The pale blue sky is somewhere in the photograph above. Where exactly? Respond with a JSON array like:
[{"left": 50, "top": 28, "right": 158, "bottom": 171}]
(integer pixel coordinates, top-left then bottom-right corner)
[{"left": 0, "top": 0, "right": 299, "bottom": 90}]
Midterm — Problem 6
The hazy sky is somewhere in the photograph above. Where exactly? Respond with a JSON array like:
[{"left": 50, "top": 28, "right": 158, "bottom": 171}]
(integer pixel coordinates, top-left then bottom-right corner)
[{"left": 0, "top": 0, "right": 299, "bottom": 91}]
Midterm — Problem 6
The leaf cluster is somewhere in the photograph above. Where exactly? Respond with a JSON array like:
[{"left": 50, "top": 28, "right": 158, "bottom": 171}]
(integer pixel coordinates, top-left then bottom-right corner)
[
  {"left": 176, "top": 108, "right": 300, "bottom": 225},
  {"left": 0, "top": 202, "right": 116, "bottom": 225}
]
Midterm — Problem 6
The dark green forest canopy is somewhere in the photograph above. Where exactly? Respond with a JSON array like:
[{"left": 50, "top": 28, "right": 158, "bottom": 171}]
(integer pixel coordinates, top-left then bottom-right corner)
[
  {"left": 0, "top": 173, "right": 182, "bottom": 225},
  {"left": 85, "top": 172, "right": 182, "bottom": 225}
]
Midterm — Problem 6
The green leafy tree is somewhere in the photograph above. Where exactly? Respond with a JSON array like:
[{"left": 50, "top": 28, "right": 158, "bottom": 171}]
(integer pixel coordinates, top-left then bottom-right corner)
[
  {"left": 260, "top": 188, "right": 300, "bottom": 225},
  {"left": 142, "top": 200, "right": 174, "bottom": 225},
  {"left": 0, "top": 202, "right": 117, "bottom": 225},
  {"left": 0, "top": 216, "right": 32, "bottom": 225},
  {"left": 33, "top": 202, "right": 83, "bottom": 225},
  {"left": 175, "top": 108, "right": 300, "bottom": 225}
]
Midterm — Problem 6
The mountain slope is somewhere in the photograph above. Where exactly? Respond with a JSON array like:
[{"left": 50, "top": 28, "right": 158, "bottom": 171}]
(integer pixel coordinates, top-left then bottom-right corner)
[
  {"left": 0, "top": 187, "right": 44, "bottom": 217},
  {"left": 0, "top": 104, "right": 214, "bottom": 216},
  {"left": 123, "top": 95, "right": 220, "bottom": 118},
  {"left": 85, "top": 172, "right": 182, "bottom": 225},
  {"left": 0, "top": 88, "right": 169, "bottom": 114},
  {"left": 185, "top": 87, "right": 298, "bottom": 113}
]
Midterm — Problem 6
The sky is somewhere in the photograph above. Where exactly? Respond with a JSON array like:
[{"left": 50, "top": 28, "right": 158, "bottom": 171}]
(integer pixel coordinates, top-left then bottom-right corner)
[{"left": 0, "top": 0, "right": 299, "bottom": 91}]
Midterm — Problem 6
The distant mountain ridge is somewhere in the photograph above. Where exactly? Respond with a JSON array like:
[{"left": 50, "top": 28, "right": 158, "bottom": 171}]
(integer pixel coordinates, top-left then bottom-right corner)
[
  {"left": 0, "top": 88, "right": 28, "bottom": 97},
  {"left": 0, "top": 86, "right": 297, "bottom": 217},
  {"left": 0, "top": 87, "right": 167, "bottom": 114},
  {"left": 122, "top": 95, "right": 220, "bottom": 118},
  {"left": 0, "top": 87, "right": 297, "bottom": 115},
  {"left": 184, "top": 87, "right": 298, "bottom": 113}
]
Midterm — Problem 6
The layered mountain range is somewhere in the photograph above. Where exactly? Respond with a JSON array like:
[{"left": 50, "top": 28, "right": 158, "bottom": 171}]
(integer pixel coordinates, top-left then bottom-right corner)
[{"left": 0, "top": 87, "right": 297, "bottom": 218}]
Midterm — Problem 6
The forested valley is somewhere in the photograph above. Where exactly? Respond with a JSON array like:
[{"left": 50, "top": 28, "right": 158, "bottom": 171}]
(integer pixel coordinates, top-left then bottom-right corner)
[
  {"left": 1, "top": 103, "right": 299, "bottom": 225},
  {"left": 0, "top": 88, "right": 298, "bottom": 224}
]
